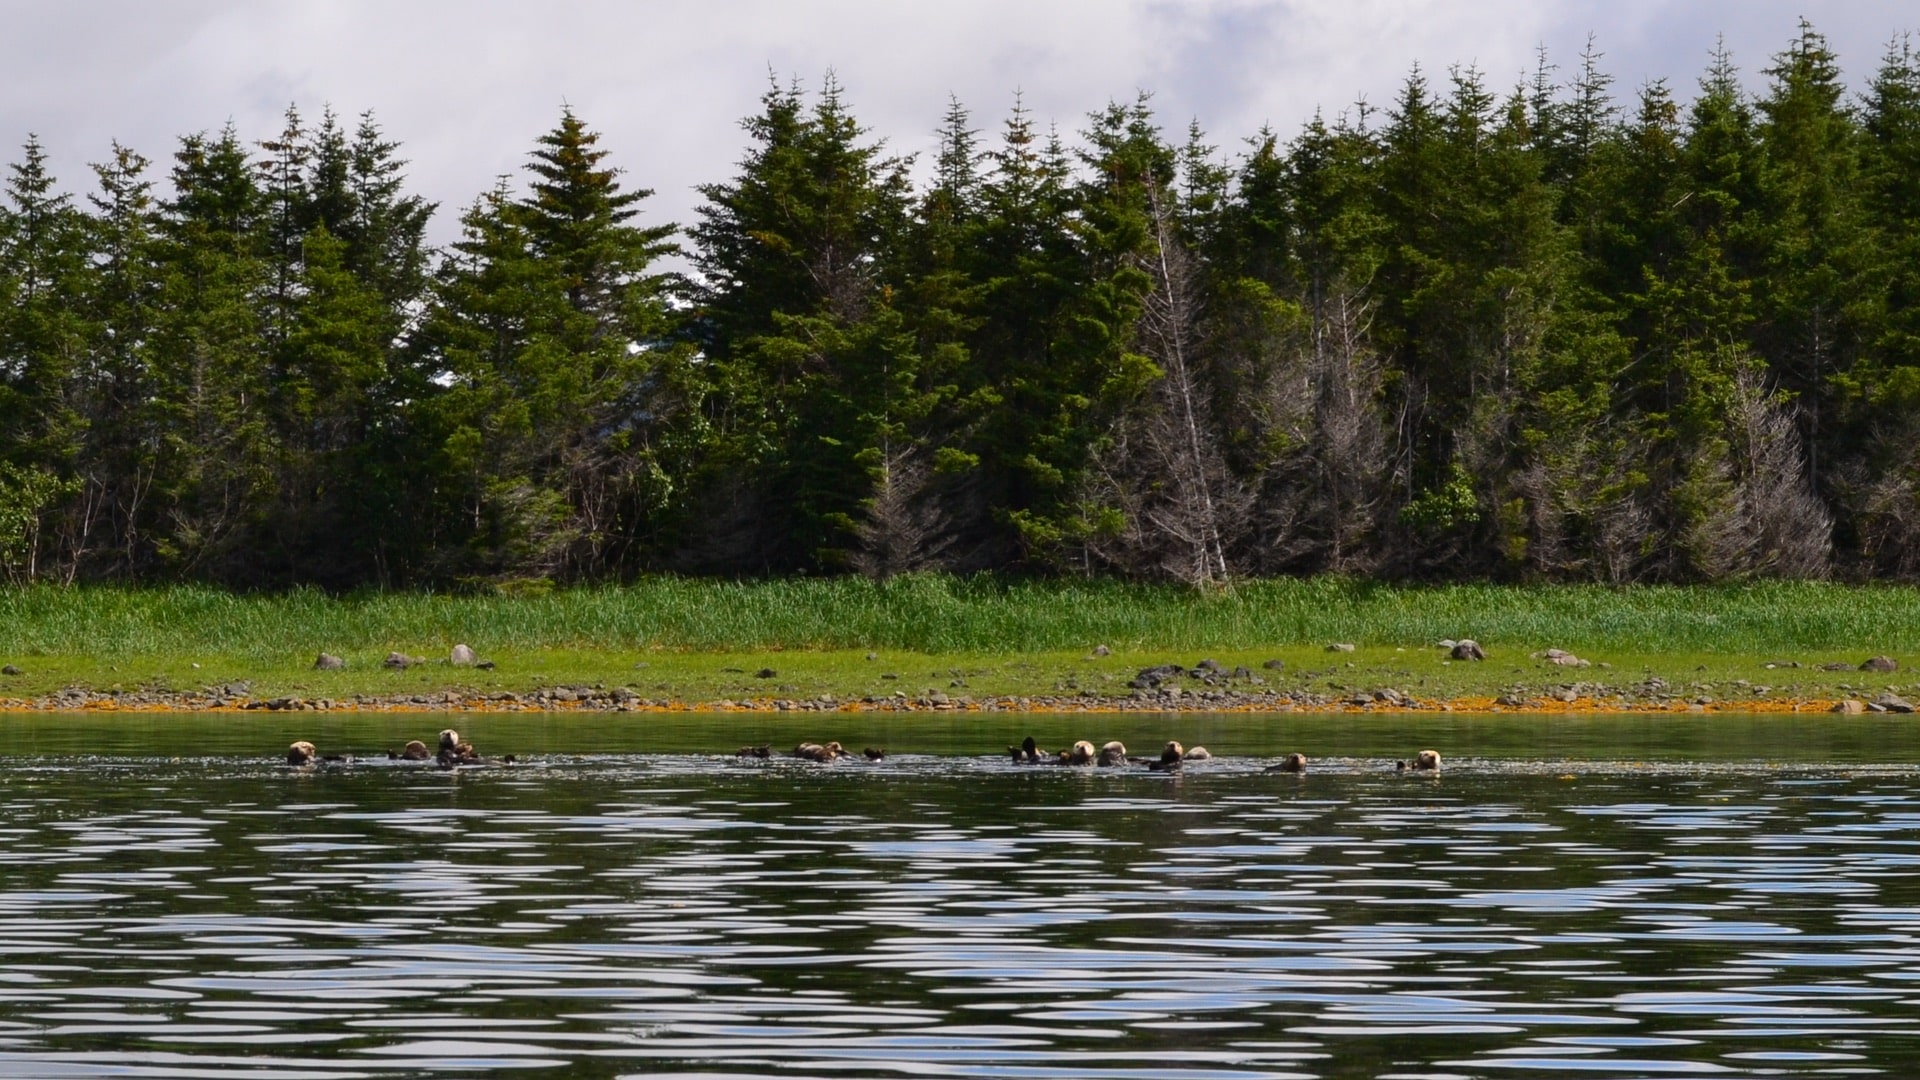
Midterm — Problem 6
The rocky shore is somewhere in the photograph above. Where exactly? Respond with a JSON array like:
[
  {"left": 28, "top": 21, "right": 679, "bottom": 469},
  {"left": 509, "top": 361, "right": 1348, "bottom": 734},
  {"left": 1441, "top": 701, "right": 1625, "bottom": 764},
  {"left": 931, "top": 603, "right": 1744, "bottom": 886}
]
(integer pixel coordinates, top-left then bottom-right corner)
[{"left": 0, "top": 679, "right": 1874, "bottom": 714}]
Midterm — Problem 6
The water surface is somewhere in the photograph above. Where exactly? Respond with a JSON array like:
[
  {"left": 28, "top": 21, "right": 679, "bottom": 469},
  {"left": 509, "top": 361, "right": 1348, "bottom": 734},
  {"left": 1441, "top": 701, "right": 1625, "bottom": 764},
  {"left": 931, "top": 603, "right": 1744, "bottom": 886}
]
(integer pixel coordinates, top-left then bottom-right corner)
[{"left": 0, "top": 711, "right": 1916, "bottom": 1078}]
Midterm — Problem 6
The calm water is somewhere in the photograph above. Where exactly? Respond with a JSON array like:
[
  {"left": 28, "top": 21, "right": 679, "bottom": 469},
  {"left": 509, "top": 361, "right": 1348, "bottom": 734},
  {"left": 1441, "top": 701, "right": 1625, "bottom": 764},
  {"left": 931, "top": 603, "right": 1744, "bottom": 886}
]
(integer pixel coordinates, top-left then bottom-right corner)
[{"left": 0, "top": 711, "right": 1919, "bottom": 1078}]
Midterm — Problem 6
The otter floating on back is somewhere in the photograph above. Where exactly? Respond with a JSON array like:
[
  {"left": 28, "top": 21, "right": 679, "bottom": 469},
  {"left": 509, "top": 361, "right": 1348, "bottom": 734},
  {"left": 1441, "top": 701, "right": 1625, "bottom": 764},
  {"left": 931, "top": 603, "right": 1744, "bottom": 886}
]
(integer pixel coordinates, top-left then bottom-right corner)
[
  {"left": 1397, "top": 749, "right": 1441, "bottom": 772},
  {"left": 1265, "top": 752, "right": 1308, "bottom": 774}
]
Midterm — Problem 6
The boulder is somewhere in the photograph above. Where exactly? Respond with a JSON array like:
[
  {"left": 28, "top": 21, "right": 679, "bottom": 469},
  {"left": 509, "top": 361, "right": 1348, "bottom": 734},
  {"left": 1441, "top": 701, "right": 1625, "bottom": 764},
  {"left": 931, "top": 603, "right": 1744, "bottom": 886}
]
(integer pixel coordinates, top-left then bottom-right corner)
[
  {"left": 1861, "top": 656, "right": 1899, "bottom": 673},
  {"left": 382, "top": 652, "right": 412, "bottom": 670},
  {"left": 1326, "top": 642, "right": 1357, "bottom": 653},
  {"left": 1090, "top": 644, "right": 1111, "bottom": 657},
  {"left": 1129, "top": 664, "right": 1184, "bottom": 689},
  {"left": 1262, "top": 658, "right": 1287, "bottom": 670},
  {"left": 450, "top": 643, "right": 477, "bottom": 666},
  {"left": 1832, "top": 698, "right": 1868, "bottom": 714},
  {"left": 1875, "top": 693, "right": 1916, "bottom": 714},
  {"left": 0, "top": 664, "right": 20, "bottom": 676},
  {"left": 1543, "top": 648, "right": 1590, "bottom": 667},
  {"left": 313, "top": 653, "right": 346, "bottom": 671},
  {"left": 1450, "top": 640, "right": 1487, "bottom": 661}
]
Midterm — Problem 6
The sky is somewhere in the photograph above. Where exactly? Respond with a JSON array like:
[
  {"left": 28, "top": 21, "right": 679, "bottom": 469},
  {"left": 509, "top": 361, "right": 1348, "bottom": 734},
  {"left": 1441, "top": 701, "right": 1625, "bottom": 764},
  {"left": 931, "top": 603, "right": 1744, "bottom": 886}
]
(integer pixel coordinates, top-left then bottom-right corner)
[{"left": 0, "top": 1, "right": 1913, "bottom": 245}]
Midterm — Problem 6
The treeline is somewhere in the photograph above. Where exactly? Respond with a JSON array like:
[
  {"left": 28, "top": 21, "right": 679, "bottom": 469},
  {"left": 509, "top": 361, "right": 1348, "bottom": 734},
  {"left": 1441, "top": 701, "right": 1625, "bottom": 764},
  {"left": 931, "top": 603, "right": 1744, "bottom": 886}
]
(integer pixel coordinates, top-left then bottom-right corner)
[{"left": 3, "top": 22, "right": 1920, "bottom": 588}]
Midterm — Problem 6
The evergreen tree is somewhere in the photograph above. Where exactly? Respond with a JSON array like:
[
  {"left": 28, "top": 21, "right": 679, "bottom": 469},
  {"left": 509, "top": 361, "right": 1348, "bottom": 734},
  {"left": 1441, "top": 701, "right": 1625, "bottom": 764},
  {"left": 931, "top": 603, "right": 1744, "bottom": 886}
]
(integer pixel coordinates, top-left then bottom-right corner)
[
  {"left": 145, "top": 125, "right": 275, "bottom": 580},
  {"left": 0, "top": 136, "right": 90, "bottom": 579},
  {"left": 421, "top": 109, "right": 693, "bottom": 582},
  {"left": 690, "top": 76, "right": 917, "bottom": 571}
]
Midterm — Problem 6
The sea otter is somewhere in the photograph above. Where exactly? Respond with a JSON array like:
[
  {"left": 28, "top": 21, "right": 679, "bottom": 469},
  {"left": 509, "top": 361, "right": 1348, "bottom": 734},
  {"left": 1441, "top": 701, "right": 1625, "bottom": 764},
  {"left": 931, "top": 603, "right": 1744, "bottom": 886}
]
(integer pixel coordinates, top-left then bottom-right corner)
[
  {"left": 1397, "top": 749, "right": 1441, "bottom": 772},
  {"left": 1096, "top": 740, "right": 1129, "bottom": 767},
  {"left": 1265, "top": 752, "right": 1308, "bottom": 774},
  {"left": 437, "top": 728, "right": 480, "bottom": 767},
  {"left": 287, "top": 741, "right": 316, "bottom": 766},
  {"left": 389, "top": 740, "right": 430, "bottom": 761}
]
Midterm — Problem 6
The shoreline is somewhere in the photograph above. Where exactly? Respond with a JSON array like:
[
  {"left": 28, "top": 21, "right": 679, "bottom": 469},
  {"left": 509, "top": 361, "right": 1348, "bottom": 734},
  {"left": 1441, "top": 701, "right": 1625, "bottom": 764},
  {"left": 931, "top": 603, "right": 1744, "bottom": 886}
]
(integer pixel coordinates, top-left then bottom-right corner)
[{"left": 0, "top": 686, "right": 1872, "bottom": 715}]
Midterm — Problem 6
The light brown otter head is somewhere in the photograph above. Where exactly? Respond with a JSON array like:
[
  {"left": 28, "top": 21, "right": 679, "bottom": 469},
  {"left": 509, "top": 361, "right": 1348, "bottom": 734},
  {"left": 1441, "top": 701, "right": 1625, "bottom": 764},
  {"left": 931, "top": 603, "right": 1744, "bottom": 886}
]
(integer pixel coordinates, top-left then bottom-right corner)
[
  {"left": 1159, "top": 740, "right": 1184, "bottom": 766},
  {"left": 438, "top": 729, "right": 460, "bottom": 753},
  {"left": 287, "top": 741, "right": 316, "bottom": 766},
  {"left": 1268, "top": 752, "right": 1307, "bottom": 773},
  {"left": 1097, "top": 740, "right": 1129, "bottom": 767},
  {"left": 398, "top": 740, "right": 430, "bottom": 761},
  {"left": 1414, "top": 749, "right": 1441, "bottom": 771},
  {"left": 1183, "top": 746, "right": 1211, "bottom": 761},
  {"left": 1064, "top": 740, "right": 1096, "bottom": 766}
]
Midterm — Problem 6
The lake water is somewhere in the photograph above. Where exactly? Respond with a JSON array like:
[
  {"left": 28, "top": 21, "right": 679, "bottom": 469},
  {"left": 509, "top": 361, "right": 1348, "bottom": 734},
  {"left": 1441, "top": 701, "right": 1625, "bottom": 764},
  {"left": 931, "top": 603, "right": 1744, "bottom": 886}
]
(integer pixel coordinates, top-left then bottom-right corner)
[{"left": 1, "top": 711, "right": 1919, "bottom": 1078}]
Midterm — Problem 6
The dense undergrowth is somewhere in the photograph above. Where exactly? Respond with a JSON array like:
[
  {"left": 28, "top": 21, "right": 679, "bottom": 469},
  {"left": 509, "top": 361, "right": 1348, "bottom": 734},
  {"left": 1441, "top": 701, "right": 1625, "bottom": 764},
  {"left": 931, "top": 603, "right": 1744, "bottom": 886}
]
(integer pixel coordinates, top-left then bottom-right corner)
[{"left": 2, "top": 576, "right": 1915, "bottom": 657}]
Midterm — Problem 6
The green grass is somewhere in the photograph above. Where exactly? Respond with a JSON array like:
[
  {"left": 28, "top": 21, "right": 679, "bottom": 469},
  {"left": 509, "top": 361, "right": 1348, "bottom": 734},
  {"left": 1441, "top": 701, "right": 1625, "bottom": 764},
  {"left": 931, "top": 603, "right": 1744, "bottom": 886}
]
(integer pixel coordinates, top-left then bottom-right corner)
[
  {"left": 1, "top": 576, "right": 1916, "bottom": 655},
  {"left": 0, "top": 576, "right": 1914, "bottom": 704}
]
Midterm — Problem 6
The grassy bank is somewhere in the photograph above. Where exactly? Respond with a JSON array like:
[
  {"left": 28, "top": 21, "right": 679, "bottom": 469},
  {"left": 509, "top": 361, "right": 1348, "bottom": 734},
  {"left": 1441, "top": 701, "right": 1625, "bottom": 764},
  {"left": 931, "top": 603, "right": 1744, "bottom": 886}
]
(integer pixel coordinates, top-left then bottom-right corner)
[{"left": 0, "top": 577, "right": 1916, "bottom": 708}]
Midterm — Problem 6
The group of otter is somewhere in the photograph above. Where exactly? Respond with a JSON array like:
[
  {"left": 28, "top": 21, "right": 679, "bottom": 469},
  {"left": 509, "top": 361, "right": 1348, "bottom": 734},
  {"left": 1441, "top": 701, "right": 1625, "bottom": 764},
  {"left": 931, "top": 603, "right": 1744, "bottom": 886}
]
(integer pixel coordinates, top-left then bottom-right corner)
[
  {"left": 286, "top": 732, "right": 1442, "bottom": 773},
  {"left": 736, "top": 737, "right": 1441, "bottom": 774},
  {"left": 1005, "top": 738, "right": 1436, "bottom": 773},
  {"left": 286, "top": 728, "right": 508, "bottom": 768}
]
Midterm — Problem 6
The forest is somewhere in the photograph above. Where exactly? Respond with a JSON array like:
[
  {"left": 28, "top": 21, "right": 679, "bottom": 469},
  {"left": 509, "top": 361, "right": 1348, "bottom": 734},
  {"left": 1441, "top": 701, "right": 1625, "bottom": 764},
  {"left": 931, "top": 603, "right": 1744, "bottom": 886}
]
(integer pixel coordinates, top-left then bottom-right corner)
[{"left": 0, "top": 21, "right": 1917, "bottom": 590}]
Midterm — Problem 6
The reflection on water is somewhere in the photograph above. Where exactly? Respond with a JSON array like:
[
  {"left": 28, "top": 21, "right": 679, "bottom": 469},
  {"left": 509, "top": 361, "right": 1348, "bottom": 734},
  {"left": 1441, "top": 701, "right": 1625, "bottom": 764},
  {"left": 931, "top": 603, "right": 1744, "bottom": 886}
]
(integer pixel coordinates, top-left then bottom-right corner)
[{"left": 0, "top": 715, "right": 1917, "bottom": 1077}]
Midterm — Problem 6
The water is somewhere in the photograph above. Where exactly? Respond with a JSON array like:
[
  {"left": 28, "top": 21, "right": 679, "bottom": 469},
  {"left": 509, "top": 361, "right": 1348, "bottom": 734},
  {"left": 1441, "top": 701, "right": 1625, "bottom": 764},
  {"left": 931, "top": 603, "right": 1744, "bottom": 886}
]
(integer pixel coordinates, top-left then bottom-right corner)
[{"left": 0, "top": 711, "right": 1918, "bottom": 1078}]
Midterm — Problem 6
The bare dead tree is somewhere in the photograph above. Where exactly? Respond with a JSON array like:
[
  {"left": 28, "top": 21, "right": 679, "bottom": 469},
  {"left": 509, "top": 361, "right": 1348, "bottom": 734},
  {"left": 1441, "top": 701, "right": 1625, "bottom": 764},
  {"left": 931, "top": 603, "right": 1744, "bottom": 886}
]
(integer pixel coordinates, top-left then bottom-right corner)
[
  {"left": 848, "top": 443, "right": 955, "bottom": 579},
  {"left": 1079, "top": 190, "right": 1251, "bottom": 586},
  {"left": 1255, "top": 278, "right": 1392, "bottom": 574},
  {"left": 1730, "top": 366, "right": 1831, "bottom": 578}
]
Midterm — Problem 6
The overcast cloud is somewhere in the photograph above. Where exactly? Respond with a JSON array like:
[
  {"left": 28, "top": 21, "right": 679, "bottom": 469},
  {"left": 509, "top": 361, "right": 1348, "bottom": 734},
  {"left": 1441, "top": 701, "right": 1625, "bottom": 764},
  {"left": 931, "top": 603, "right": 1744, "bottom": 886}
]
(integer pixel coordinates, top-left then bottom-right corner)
[{"left": 1, "top": 1, "right": 1913, "bottom": 245}]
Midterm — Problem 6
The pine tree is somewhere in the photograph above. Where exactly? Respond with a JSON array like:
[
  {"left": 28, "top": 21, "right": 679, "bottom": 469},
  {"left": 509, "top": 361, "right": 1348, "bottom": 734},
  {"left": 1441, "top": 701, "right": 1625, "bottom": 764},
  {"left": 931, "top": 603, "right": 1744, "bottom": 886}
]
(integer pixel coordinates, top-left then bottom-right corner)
[
  {"left": 690, "top": 75, "right": 917, "bottom": 571},
  {"left": 420, "top": 110, "right": 693, "bottom": 582},
  {"left": 0, "top": 136, "right": 90, "bottom": 579},
  {"left": 145, "top": 125, "right": 275, "bottom": 580}
]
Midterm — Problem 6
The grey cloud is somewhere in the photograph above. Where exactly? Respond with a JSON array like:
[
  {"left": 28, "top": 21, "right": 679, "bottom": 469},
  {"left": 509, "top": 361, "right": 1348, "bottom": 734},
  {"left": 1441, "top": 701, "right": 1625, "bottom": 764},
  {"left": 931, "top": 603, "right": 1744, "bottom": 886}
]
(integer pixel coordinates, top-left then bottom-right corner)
[{"left": 0, "top": 0, "right": 1911, "bottom": 247}]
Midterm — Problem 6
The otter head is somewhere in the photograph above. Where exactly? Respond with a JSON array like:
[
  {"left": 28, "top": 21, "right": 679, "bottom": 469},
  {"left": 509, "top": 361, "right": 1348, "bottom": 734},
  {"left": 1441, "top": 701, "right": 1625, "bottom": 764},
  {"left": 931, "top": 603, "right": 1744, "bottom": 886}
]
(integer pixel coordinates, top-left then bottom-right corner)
[
  {"left": 438, "top": 729, "right": 460, "bottom": 752},
  {"left": 1097, "top": 740, "right": 1129, "bottom": 767},
  {"left": 287, "top": 741, "right": 316, "bottom": 766},
  {"left": 1159, "top": 740, "right": 1184, "bottom": 766},
  {"left": 1415, "top": 749, "right": 1441, "bottom": 771},
  {"left": 1065, "top": 740, "right": 1096, "bottom": 766}
]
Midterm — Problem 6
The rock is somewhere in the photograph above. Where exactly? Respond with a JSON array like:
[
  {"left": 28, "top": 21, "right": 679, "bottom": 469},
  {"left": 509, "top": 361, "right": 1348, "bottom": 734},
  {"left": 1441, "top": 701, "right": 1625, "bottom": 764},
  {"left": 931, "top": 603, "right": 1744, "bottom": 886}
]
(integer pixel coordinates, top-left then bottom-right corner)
[
  {"left": 1875, "top": 693, "right": 1916, "bottom": 713},
  {"left": 1129, "top": 664, "right": 1184, "bottom": 689},
  {"left": 1091, "top": 644, "right": 1111, "bottom": 657},
  {"left": 1861, "top": 656, "right": 1899, "bottom": 673},
  {"left": 382, "top": 652, "right": 412, "bottom": 670},
  {"left": 1821, "top": 661, "right": 1855, "bottom": 671},
  {"left": 1450, "top": 640, "right": 1487, "bottom": 661},
  {"left": 1195, "top": 658, "right": 1221, "bottom": 672},
  {"left": 1262, "top": 658, "right": 1287, "bottom": 670},
  {"left": 313, "top": 653, "right": 345, "bottom": 671},
  {"left": 1327, "top": 643, "right": 1357, "bottom": 653},
  {"left": 1833, "top": 698, "right": 1868, "bottom": 714},
  {"left": 450, "top": 643, "right": 477, "bottom": 666},
  {"left": 0, "top": 664, "right": 19, "bottom": 676},
  {"left": 754, "top": 668, "right": 777, "bottom": 679},
  {"left": 475, "top": 660, "right": 496, "bottom": 670},
  {"left": 1543, "top": 648, "right": 1590, "bottom": 667}
]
